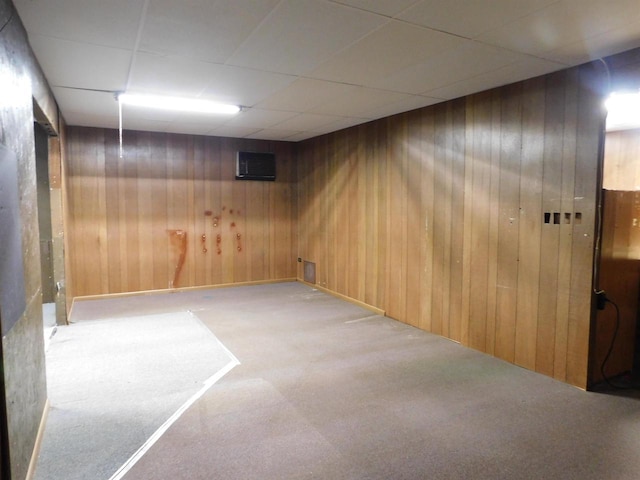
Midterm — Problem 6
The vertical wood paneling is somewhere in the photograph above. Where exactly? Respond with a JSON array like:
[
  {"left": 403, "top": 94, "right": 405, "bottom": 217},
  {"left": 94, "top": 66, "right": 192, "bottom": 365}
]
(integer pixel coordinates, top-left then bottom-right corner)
[
  {"left": 441, "top": 105, "right": 454, "bottom": 338},
  {"left": 419, "top": 109, "right": 435, "bottom": 332},
  {"left": 594, "top": 190, "right": 640, "bottom": 381},
  {"left": 536, "top": 72, "right": 565, "bottom": 377},
  {"left": 603, "top": 129, "right": 640, "bottom": 190},
  {"left": 406, "top": 112, "right": 422, "bottom": 328},
  {"left": 566, "top": 64, "right": 605, "bottom": 387},
  {"left": 515, "top": 77, "right": 545, "bottom": 370},
  {"left": 66, "top": 128, "right": 297, "bottom": 298},
  {"left": 449, "top": 100, "right": 466, "bottom": 342},
  {"left": 485, "top": 90, "right": 503, "bottom": 356},
  {"left": 297, "top": 64, "right": 605, "bottom": 388},
  {"left": 494, "top": 83, "right": 523, "bottom": 363}
]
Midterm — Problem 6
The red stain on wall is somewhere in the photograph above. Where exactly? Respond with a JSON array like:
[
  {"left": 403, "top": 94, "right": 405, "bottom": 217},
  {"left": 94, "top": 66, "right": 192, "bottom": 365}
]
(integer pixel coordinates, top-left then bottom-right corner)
[
  {"left": 168, "top": 229, "right": 187, "bottom": 288},
  {"left": 201, "top": 234, "right": 207, "bottom": 254}
]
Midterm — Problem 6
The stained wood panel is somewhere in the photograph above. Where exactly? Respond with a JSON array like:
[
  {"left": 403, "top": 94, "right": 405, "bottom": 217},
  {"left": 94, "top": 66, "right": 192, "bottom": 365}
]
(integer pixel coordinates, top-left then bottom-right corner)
[
  {"left": 66, "top": 128, "right": 297, "bottom": 297},
  {"left": 297, "top": 63, "right": 606, "bottom": 388},
  {"left": 603, "top": 129, "right": 640, "bottom": 191},
  {"left": 594, "top": 190, "right": 640, "bottom": 382}
]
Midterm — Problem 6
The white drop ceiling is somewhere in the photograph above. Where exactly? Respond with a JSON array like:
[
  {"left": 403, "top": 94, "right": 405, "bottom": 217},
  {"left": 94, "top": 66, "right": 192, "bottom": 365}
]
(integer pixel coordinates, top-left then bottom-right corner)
[{"left": 14, "top": 0, "right": 640, "bottom": 141}]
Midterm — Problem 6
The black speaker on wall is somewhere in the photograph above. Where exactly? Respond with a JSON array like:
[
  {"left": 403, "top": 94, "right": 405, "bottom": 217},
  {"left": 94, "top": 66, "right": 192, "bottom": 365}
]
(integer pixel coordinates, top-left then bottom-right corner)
[{"left": 236, "top": 151, "right": 276, "bottom": 181}]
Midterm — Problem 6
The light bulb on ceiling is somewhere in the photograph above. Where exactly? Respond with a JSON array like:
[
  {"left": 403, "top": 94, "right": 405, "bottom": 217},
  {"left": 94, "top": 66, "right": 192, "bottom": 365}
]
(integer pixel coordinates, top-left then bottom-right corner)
[
  {"left": 605, "top": 91, "right": 640, "bottom": 131},
  {"left": 117, "top": 93, "right": 241, "bottom": 115}
]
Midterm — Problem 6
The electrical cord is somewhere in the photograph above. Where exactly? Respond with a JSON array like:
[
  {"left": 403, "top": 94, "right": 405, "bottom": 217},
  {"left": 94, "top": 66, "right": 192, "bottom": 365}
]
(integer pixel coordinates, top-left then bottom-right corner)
[
  {"left": 0, "top": 4, "right": 14, "bottom": 35},
  {"left": 600, "top": 297, "right": 621, "bottom": 388},
  {"left": 599, "top": 297, "right": 638, "bottom": 390}
]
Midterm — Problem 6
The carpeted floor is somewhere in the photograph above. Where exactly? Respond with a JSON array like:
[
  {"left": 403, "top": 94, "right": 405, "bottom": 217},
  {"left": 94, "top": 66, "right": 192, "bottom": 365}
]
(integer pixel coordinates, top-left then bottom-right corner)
[
  {"left": 38, "top": 282, "right": 640, "bottom": 479},
  {"left": 33, "top": 311, "right": 237, "bottom": 480}
]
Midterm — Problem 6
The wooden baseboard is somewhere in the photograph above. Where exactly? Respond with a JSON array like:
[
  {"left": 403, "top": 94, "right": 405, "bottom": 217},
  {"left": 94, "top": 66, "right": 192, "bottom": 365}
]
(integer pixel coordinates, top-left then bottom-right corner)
[
  {"left": 297, "top": 280, "right": 386, "bottom": 317},
  {"left": 25, "top": 399, "right": 50, "bottom": 480},
  {"left": 70, "top": 278, "right": 298, "bottom": 306}
]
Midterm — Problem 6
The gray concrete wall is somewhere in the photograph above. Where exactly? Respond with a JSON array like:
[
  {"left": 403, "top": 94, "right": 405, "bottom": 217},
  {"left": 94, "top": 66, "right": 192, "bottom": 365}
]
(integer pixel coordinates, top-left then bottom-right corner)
[{"left": 0, "top": 0, "right": 53, "bottom": 478}]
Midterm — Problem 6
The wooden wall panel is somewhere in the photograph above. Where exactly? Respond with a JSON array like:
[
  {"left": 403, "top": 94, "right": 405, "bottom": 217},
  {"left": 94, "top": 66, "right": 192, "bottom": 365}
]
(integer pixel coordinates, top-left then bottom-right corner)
[
  {"left": 593, "top": 127, "right": 640, "bottom": 382},
  {"left": 297, "top": 64, "right": 606, "bottom": 388},
  {"left": 603, "top": 128, "right": 640, "bottom": 191},
  {"left": 66, "top": 128, "right": 297, "bottom": 298},
  {"left": 594, "top": 190, "right": 640, "bottom": 382}
]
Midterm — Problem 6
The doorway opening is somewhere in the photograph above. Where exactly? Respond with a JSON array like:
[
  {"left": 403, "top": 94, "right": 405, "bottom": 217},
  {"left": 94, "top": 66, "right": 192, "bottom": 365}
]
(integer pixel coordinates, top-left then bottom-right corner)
[
  {"left": 34, "top": 123, "right": 57, "bottom": 346},
  {"left": 594, "top": 128, "right": 640, "bottom": 388}
]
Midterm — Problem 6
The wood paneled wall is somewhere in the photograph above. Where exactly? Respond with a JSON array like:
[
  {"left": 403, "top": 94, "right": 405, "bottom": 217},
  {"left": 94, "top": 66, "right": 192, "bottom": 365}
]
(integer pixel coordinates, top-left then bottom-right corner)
[
  {"left": 594, "top": 190, "right": 640, "bottom": 382},
  {"left": 297, "top": 64, "right": 605, "bottom": 388},
  {"left": 603, "top": 128, "right": 640, "bottom": 190},
  {"left": 66, "top": 128, "right": 297, "bottom": 298}
]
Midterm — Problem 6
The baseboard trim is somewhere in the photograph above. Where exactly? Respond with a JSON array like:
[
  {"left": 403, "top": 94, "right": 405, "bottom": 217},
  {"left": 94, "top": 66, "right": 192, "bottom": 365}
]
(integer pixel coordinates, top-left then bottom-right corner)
[
  {"left": 297, "top": 280, "right": 386, "bottom": 317},
  {"left": 25, "top": 398, "right": 50, "bottom": 480},
  {"left": 70, "top": 278, "right": 298, "bottom": 305}
]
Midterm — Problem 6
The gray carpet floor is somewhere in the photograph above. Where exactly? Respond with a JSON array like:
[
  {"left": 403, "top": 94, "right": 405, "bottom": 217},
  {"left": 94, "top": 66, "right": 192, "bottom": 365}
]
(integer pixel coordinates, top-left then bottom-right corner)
[
  {"left": 40, "top": 282, "right": 640, "bottom": 479},
  {"left": 33, "top": 311, "right": 236, "bottom": 480}
]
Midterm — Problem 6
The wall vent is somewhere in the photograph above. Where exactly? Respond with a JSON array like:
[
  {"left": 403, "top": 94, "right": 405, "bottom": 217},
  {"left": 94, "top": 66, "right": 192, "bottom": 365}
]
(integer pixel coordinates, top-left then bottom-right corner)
[
  {"left": 303, "top": 261, "right": 316, "bottom": 284},
  {"left": 236, "top": 151, "right": 275, "bottom": 181}
]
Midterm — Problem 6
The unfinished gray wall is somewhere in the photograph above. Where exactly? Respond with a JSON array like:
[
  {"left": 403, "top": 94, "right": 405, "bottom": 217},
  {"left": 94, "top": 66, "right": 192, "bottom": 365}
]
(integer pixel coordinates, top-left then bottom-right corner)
[{"left": 0, "top": 0, "right": 55, "bottom": 477}]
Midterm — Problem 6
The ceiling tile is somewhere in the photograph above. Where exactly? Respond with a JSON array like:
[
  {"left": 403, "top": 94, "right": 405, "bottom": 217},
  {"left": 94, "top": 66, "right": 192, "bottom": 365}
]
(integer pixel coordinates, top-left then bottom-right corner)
[
  {"left": 309, "top": 20, "right": 466, "bottom": 85},
  {"left": 244, "top": 129, "right": 302, "bottom": 141},
  {"left": 282, "top": 132, "right": 318, "bottom": 142},
  {"left": 255, "top": 78, "right": 358, "bottom": 112},
  {"left": 308, "top": 116, "right": 372, "bottom": 134},
  {"left": 61, "top": 111, "right": 119, "bottom": 130},
  {"left": 423, "top": 57, "right": 566, "bottom": 100},
  {"left": 224, "top": 109, "right": 298, "bottom": 129},
  {"left": 14, "top": 0, "right": 146, "bottom": 49},
  {"left": 119, "top": 118, "right": 173, "bottom": 135},
  {"left": 121, "top": 104, "right": 180, "bottom": 123},
  {"left": 227, "top": 0, "right": 388, "bottom": 75},
  {"left": 398, "top": 0, "right": 558, "bottom": 39},
  {"left": 52, "top": 87, "right": 119, "bottom": 119},
  {"left": 199, "top": 67, "right": 297, "bottom": 107},
  {"left": 127, "top": 53, "right": 223, "bottom": 97},
  {"left": 167, "top": 111, "right": 232, "bottom": 130},
  {"left": 358, "top": 94, "right": 441, "bottom": 120},
  {"left": 541, "top": 19, "right": 640, "bottom": 65},
  {"left": 309, "top": 87, "right": 413, "bottom": 117},
  {"left": 477, "top": 0, "right": 640, "bottom": 57},
  {"left": 330, "top": 0, "right": 422, "bottom": 17},
  {"left": 209, "top": 126, "right": 262, "bottom": 138},
  {"left": 29, "top": 35, "right": 130, "bottom": 91},
  {"left": 139, "top": 0, "right": 279, "bottom": 63},
  {"left": 370, "top": 41, "right": 524, "bottom": 94},
  {"left": 271, "top": 113, "right": 345, "bottom": 131},
  {"left": 18, "top": 0, "right": 640, "bottom": 141},
  {"left": 165, "top": 119, "right": 227, "bottom": 136}
]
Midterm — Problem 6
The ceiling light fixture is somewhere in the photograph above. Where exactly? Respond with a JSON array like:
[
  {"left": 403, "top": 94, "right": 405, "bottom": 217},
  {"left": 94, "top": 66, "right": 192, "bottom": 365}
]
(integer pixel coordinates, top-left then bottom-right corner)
[
  {"left": 117, "top": 93, "right": 241, "bottom": 115},
  {"left": 115, "top": 93, "right": 242, "bottom": 158},
  {"left": 605, "top": 91, "right": 640, "bottom": 131}
]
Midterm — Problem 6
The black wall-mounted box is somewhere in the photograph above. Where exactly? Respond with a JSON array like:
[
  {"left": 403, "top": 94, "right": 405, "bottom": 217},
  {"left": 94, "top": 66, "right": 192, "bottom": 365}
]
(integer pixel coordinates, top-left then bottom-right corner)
[{"left": 236, "top": 151, "right": 276, "bottom": 181}]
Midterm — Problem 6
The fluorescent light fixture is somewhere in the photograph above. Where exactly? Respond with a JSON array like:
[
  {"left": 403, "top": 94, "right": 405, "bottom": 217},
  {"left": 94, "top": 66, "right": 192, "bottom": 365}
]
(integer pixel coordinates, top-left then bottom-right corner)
[
  {"left": 117, "top": 93, "right": 241, "bottom": 115},
  {"left": 605, "top": 91, "right": 640, "bottom": 131}
]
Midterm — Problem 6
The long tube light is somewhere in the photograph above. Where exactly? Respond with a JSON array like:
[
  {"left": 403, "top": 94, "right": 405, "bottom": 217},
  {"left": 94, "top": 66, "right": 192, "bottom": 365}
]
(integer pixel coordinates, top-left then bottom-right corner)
[{"left": 117, "top": 93, "right": 241, "bottom": 115}]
